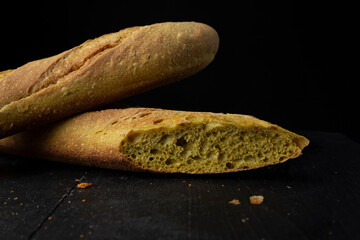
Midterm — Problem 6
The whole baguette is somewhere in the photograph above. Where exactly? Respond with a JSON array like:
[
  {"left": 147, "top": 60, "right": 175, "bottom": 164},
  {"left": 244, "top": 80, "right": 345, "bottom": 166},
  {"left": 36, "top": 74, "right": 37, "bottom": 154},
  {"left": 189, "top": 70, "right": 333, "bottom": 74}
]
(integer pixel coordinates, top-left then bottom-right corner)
[
  {"left": 0, "top": 22, "right": 219, "bottom": 138},
  {"left": 0, "top": 107, "right": 309, "bottom": 174}
]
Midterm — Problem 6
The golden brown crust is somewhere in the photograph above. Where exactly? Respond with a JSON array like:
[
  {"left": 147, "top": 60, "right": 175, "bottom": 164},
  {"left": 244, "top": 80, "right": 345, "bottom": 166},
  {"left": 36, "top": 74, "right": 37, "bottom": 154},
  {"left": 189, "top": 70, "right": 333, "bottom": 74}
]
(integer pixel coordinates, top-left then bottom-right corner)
[
  {"left": 0, "top": 107, "right": 309, "bottom": 174},
  {"left": 0, "top": 70, "right": 13, "bottom": 79},
  {"left": 0, "top": 22, "right": 219, "bottom": 138}
]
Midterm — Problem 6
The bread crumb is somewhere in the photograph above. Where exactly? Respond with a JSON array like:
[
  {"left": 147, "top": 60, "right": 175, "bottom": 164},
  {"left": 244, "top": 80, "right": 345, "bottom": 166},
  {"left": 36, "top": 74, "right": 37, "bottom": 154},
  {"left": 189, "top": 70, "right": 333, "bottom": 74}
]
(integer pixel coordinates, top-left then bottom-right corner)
[
  {"left": 14, "top": 197, "right": 18, "bottom": 200},
  {"left": 82, "top": 199, "right": 86, "bottom": 202},
  {"left": 188, "top": 184, "right": 192, "bottom": 187},
  {"left": 228, "top": 199, "right": 240, "bottom": 205},
  {"left": 48, "top": 216, "right": 52, "bottom": 220},
  {"left": 250, "top": 195, "right": 264, "bottom": 205},
  {"left": 77, "top": 182, "right": 92, "bottom": 189}
]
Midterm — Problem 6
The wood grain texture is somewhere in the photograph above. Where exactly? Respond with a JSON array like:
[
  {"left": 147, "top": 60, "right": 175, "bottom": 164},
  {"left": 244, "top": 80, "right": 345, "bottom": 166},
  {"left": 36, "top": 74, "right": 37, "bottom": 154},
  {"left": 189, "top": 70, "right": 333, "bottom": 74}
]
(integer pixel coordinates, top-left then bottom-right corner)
[{"left": 0, "top": 132, "right": 359, "bottom": 240}]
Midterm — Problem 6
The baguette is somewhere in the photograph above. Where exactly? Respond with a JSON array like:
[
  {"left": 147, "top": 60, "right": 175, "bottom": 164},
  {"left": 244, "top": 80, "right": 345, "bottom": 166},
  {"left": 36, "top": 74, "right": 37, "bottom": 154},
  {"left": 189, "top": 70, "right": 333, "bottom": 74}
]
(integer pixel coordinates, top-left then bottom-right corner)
[
  {"left": 0, "top": 22, "right": 219, "bottom": 138},
  {"left": 0, "top": 107, "right": 309, "bottom": 174}
]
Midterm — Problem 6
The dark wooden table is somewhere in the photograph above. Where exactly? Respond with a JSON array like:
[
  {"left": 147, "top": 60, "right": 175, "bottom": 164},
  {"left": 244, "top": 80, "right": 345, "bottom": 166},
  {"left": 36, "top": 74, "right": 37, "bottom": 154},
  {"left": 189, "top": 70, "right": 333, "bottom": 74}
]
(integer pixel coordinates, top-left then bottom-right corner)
[{"left": 1, "top": 131, "right": 359, "bottom": 240}]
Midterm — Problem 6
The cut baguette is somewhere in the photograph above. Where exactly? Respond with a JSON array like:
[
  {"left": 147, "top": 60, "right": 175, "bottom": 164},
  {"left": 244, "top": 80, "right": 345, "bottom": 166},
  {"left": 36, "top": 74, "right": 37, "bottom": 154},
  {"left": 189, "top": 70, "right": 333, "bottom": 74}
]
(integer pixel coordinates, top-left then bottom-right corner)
[
  {"left": 0, "top": 107, "right": 309, "bottom": 174},
  {"left": 0, "top": 22, "right": 219, "bottom": 138}
]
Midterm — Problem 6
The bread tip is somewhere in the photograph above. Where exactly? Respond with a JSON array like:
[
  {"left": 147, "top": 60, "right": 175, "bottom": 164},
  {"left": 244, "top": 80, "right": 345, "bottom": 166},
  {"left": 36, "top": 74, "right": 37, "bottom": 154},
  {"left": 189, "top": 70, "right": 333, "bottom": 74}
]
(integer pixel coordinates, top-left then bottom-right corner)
[{"left": 294, "top": 135, "right": 310, "bottom": 150}]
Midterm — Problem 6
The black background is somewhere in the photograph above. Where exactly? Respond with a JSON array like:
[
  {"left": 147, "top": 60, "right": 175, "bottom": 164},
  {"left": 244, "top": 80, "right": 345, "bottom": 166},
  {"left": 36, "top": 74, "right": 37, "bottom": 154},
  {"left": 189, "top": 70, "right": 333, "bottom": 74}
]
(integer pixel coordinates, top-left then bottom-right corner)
[{"left": 0, "top": 1, "right": 354, "bottom": 141}]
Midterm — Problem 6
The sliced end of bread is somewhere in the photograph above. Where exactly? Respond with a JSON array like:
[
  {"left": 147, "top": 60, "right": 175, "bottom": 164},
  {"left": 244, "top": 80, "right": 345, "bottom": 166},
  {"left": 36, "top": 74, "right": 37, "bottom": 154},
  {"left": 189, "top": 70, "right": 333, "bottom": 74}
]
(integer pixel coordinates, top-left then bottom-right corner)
[{"left": 119, "top": 112, "right": 309, "bottom": 174}]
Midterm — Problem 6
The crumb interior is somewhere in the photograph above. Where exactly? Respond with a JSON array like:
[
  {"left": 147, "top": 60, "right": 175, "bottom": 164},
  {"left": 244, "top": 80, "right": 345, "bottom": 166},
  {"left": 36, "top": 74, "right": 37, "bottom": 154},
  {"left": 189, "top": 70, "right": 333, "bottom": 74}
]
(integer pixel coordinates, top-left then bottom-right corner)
[{"left": 120, "top": 123, "right": 301, "bottom": 173}]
